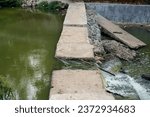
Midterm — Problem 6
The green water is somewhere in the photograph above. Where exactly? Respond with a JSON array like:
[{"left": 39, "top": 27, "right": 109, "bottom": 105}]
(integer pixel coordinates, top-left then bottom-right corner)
[
  {"left": 123, "top": 27, "right": 150, "bottom": 78},
  {"left": 0, "top": 8, "right": 64, "bottom": 99}
]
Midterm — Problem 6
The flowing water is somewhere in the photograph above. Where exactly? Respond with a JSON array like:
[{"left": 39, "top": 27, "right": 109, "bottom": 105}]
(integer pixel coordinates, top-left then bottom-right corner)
[
  {"left": 123, "top": 26, "right": 150, "bottom": 77},
  {"left": 0, "top": 8, "right": 64, "bottom": 99},
  {"left": 101, "top": 27, "right": 150, "bottom": 100}
]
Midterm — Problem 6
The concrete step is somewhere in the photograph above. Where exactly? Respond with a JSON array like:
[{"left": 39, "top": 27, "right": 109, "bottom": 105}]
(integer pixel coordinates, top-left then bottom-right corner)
[
  {"left": 58, "top": 26, "right": 89, "bottom": 43},
  {"left": 50, "top": 92, "right": 115, "bottom": 100},
  {"left": 49, "top": 70, "right": 114, "bottom": 100},
  {"left": 55, "top": 43, "right": 94, "bottom": 59},
  {"left": 96, "top": 15, "right": 146, "bottom": 49},
  {"left": 64, "top": 2, "right": 87, "bottom": 26}
]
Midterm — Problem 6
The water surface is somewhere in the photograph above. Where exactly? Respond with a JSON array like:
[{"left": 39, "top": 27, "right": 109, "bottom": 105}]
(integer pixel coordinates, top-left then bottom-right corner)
[
  {"left": 123, "top": 27, "right": 150, "bottom": 77},
  {"left": 0, "top": 8, "right": 64, "bottom": 99}
]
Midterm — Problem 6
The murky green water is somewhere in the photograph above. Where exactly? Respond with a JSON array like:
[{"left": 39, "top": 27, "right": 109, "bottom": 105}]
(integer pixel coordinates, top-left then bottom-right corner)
[
  {"left": 123, "top": 27, "right": 150, "bottom": 78},
  {"left": 0, "top": 8, "right": 64, "bottom": 99}
]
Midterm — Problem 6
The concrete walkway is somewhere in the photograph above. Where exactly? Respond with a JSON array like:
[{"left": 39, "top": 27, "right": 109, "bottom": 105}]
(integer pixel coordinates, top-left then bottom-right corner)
[
  {"left": 38, "top": 1, "right": 94, "bottom": 60},
  {"left": 64, "top": 2, "right": 87, "bottom": 26},
  {"left": 50, "top": 2, "right": 114, "bottom": 100},
  {"left": 50, "top": 70, "right": 114, "bottom": 100},
  {"left": 55, "top": 26, "right": 94, "bottom": 59},
  {"left": 55, "top": 2, "right": 94, "bottom": 60},
  {"left": 96, "top": 15, "right": 146, "bottom": 49}
]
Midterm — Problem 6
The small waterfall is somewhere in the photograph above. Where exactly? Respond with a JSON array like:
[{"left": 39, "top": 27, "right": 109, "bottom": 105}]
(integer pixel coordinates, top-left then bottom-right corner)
[
  {"left": 127, "top": 75, "right": 150, "bottom": 100},
  {"left": 101, "top": 58, "right": 150, "bottom": 100},
  {"left": 102, "top": 71, "right": 150, "bottom": 100}
]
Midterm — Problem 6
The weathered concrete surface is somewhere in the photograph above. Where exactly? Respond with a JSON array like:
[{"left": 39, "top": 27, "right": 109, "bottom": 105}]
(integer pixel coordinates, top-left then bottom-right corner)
[
  {"left": 96, "top": 15, "right": 146, "bottom": 49},
  {"left": 58, "top": 26, "right": 89, "bottom": 43},
  {"left": 50, "top": 92, "right": 114, "bottom": 100},
  {"left": 49, "top": 70, "right": 114, "bottom": 100},
  {"left": 55, "top": 43, "right": 94, "bottom": 59},
  {"left": 55, "top": 2, "right": 94, "bottom": 59},
  {"left": 64, "top": 2, "right": 87, "bottom": 26}
]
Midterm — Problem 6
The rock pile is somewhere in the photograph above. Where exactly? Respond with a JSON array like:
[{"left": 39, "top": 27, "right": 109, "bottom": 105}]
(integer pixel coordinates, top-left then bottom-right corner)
[
  {"left": 86, "top": 10, "right": 105, "bottom": 54},
  {"left": 22, "top": 0, "right": 37, "bottom": 7},
  {"left": 102, "top": 40, "right": 136, "bottom": 61},
  {"left": 86, "top": 9, "right": 137, "bottom": 61}
]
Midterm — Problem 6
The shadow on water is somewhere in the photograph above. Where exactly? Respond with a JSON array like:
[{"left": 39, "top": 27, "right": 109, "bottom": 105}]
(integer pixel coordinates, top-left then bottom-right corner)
[{"left": 0, "top": 8, "right": 64, "bottom": 99}]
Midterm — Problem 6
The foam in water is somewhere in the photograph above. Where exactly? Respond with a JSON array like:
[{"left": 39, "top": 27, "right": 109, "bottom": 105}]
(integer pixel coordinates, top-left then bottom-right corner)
[
  {"left": 127, "top": 75, "right": 150, "bottom": 100},
  {"left": 102, "top": 71, "right": 150, "bottom": 100}
]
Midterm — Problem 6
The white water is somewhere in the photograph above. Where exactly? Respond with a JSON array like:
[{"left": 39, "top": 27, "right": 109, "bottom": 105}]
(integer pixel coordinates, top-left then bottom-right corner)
[
  {"left": 102, "top": 72, "right": 150, "bottom": 100},
  {"left": 127, "top": 75, "right": 150, "bottom": 100}
]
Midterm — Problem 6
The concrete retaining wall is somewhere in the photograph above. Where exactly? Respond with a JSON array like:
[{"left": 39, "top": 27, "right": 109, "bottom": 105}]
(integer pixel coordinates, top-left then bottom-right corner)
[{"left": 86, "top": 3, "right": 150, "bottom": 24}]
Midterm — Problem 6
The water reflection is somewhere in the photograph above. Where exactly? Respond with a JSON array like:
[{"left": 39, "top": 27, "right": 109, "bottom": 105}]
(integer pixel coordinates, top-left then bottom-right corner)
[{"left": 0, "top": 9, "right": 64, "bottom": 99}]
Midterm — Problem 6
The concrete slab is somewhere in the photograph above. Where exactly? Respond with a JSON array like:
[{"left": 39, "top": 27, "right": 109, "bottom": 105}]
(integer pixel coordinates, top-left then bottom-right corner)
[
  {"left": 49, "top": 70, "right": 114, "bottom": 100},
  {"left": 50, "top": 92, "right": 115, "bottom": 100},
  {"left": 96, "top": 15, "right": 146, "bottom": 49},
  {"left": 50, "top": 70, "right": 103, "bottom": 95},
  {"left": 55, "top": 43, "right": 94, "bottom": 59},
  {"left": 58, "top": 26, "right": 89, "bottom": 43},
  {"left": 64, "top": 2, "right": 87, "bottom": 26}
]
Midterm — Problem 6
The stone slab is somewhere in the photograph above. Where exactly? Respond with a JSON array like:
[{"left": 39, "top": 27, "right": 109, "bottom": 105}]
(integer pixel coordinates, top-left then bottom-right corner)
[
  {"left": 50, "top": 70, "right": 103, "bottom": 95},
  {"left": 58, "top": 26, "right": 89, "bottom": 43},
  {"left": 49, "top": 70, "right": 114, "bottom": 100},
  {"left": 64, "top": 2, "right": 87, "bottom": 26},
  {"left": 55, "top": 43, "right": 94, "bottom": 59},
  {"left": 50, "top": 92, "right": 115, "bottom": 100},
  {"left": 96, "top": 15, "right": 146, "bottom": 49}
]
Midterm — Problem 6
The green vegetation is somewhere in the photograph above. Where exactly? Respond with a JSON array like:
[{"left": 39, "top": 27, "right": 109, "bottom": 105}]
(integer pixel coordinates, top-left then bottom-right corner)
[
  {"left": 36, "top": 1, "right": 68, "bottom": 12},
  {"left": 0, "top": 76, "right": 13, "bottom": 100},
  {"left": 0, "top": 0, "right": 22, "bottom": 8}
]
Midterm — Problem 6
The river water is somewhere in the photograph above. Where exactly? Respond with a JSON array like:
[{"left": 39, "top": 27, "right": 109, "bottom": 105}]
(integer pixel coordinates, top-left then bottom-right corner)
[
  {"left": 0, "top": 8, "right": 64, "bottom": 99},
  {"left": 123, "top": 26, "right": 150, "bottom": 77}
]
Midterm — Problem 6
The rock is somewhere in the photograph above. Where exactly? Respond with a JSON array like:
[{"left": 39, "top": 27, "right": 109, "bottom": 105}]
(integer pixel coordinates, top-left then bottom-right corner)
[
  {"left": 141, "top": 74, "right": 150, "bottom": 81},
  {"left": 86, "top": 9, "right": 106, "bottom": 55},
  {"left": 22, "top": 0, "right": 36, "bottom": 8},
  {"left": 86, "top": 10, "right": 102, "bottom": 44},
  {"left": 95, "top": 56, "right": 104, "bottom": 61},
  {"left": 96, "top": 60, "right": 102, "bottom": 64},
  {"left": 102, "top": 40, "right": 136, "bottom": 61},
  {"left": 120, "top": 68, "right": 128, "bottom": 74},
  {"left": 94, "top": 45, "right": 105, "bottom": 55}
]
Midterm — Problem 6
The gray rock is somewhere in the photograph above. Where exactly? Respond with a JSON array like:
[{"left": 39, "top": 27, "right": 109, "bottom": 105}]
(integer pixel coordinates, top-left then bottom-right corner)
[
  {"left": 86, "top": 9, "right": 105, "bottom": 54},
  {"left": 86, "top": 10, "right": 101, "bottom": 44},
  {"left": 102, "top": 40, "right": 136, "bottom": 61},
  {"left": 141, "top": 74, "right": 150, "bottom": 81}
]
